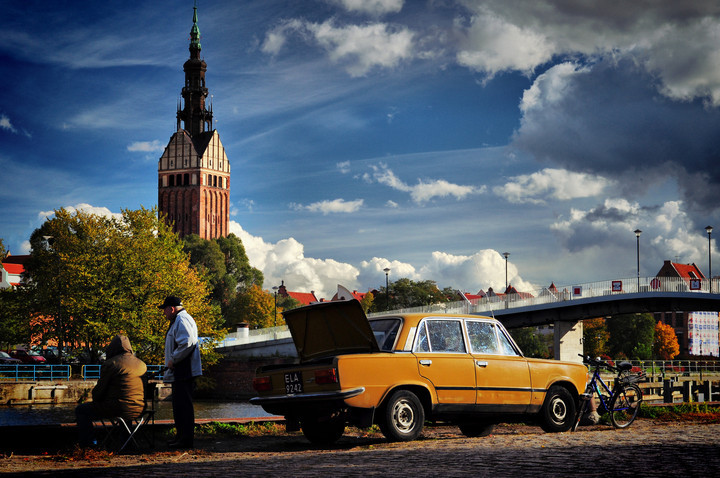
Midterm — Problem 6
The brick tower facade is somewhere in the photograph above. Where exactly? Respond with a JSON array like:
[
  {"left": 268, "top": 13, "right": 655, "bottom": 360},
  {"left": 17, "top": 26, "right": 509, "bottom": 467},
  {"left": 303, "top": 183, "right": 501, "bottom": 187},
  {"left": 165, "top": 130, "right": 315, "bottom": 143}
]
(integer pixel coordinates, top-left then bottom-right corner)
[{"left": 158, "top": 5, "right": 230, "bottom": 240}]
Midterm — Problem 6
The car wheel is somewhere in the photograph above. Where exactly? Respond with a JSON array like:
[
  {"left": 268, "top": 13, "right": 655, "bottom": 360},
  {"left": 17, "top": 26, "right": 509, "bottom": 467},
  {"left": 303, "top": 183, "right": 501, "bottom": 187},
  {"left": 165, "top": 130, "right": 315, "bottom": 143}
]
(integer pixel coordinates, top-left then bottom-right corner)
[
  {"left": 301, "top": 416, "right": 345, "bottom": 445},
  {"left": 540, "top": 385, "right": 576, "bottom": 433},
  {"left": 458, "top": 422, "right": 495, "bottom": 437},
  {"left": 380, "top": 389, "right": 425, "bottom": 442}
]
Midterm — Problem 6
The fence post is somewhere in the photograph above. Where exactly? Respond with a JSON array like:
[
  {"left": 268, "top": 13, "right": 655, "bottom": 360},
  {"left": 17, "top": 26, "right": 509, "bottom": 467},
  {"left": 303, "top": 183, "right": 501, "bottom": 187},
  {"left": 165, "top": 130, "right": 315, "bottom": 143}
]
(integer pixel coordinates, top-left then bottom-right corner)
[
  {"left": 663, "top": 379, "right": 674, "bottom": 403},
  {"left": 682, "top": 380, "right": 693, "bottom": 402}
]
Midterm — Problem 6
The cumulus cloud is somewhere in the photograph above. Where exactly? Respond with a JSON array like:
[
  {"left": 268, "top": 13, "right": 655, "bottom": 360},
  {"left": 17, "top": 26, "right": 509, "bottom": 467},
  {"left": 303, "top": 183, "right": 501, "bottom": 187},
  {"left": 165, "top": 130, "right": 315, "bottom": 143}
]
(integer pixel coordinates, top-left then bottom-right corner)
[
  {"left": 38, "top": 203, "right": 122, "bottom": 222},
  {"left": 337, "top": 160, "right": 351, "bottom": 174},
  {"left": 262, "top": 19, "right": 415, "bottom": 76},
  {"left": 550, "top": 198, "right": 711, "bottom": 275},
  {"left": 455, "top": 0, "right": 720, "bottom": 104},
  {"left": 127, "top": 140, "right": 164, "bottom": 153},
  {"left": 369, "top": 163, "right": 483, "bottom": 203},
  {"left": 291, "top": 198, "right": 364, "bottom": 214},
  {"left": 328, "top": 0, "right": 404, "bottom": 16},
  {"left": 494, "top": 168, "right": 614, "bottom": 204},
  {"left": 513, "top": 58, "right": 720, "bottom": 214},
  {"left": 1, "top": 114, "right": 18, "bottom": 134}
]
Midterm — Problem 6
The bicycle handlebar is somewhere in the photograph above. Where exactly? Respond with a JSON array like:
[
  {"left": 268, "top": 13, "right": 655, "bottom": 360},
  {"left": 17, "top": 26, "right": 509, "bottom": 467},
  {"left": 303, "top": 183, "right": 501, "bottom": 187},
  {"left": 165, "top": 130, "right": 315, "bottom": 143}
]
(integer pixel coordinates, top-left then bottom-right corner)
[{"left": 578, "top": 354, "right": 617, "bottom": 371}]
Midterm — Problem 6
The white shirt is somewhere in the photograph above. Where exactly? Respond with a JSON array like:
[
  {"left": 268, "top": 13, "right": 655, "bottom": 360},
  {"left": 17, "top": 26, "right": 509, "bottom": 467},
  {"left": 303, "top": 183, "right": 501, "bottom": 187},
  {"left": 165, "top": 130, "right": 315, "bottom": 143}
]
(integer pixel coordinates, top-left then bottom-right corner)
[{"left": 164, "top": 308, "right": 202, "bottom": 382}]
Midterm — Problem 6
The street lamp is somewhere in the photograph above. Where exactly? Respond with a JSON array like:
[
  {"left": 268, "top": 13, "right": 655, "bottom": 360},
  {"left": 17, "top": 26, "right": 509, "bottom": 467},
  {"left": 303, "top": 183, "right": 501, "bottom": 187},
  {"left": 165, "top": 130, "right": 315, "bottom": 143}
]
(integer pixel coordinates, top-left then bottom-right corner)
[
  {"left": 634, "top": 229, "right": 642, "bottom": 290},
  {"left": 383, "top": 267, "right": 391, "bottom": 311},
  {"left": 503, "top": 252, "right": 510, "bottom": 290},
  {"left": 272, "top": 286, "right": 278, "bottom": 326},
  {"left": 706, "top": 226, "right": 713, "bottom": 293}
]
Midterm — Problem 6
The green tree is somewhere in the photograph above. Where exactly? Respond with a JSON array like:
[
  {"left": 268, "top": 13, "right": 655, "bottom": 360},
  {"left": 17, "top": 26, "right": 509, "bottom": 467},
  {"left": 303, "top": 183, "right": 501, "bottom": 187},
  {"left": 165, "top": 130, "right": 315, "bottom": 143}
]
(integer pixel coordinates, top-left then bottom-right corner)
[
  {"left": 23, "top": 207, "right": 225, "bottom": 365},
  {"left": 227, "top": 284, "right": 282, "bottom": 328},
  {"left": 360, "top": 292, "right": 374, "bottom": 314},
  {"left": 371, "top": 278, "right": 449, "bottom": 311},
  {"left": 583, "top": 317, "right": 610, "bottom": 358},
  {"left": 0, "top": 238, "right": 6, "bottom": 258},
  {"left": 277, "top": 294, "right": 302, "bottom": 313},
  {"left": 606, "top": 313, "right": 655, "bottom": 360},
  {"left": 0, "top": 287, "right": 30, "bottom": 349},
  {"left": 509, "top": 327, "right": 551, "bottom": 358}
]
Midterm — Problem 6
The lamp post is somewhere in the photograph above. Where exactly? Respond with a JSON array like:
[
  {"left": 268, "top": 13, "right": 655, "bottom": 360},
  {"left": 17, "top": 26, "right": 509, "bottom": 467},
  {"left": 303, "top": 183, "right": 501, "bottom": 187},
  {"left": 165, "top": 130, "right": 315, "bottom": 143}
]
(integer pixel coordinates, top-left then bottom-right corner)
[
  {"left": 272, "top": 286, "right": 278, "bottom": 326},
  {"left": 634, "top": 229, "right": 642, "bottom": 290},
  {"left": 503, "top": 252, "right": 510, "bottom": 290},
  {"left": 706, "top": 226, "right": 713, "bottom": 293},
  {"left": 383, "top": 267, "right": 391, "bottom": 311}
]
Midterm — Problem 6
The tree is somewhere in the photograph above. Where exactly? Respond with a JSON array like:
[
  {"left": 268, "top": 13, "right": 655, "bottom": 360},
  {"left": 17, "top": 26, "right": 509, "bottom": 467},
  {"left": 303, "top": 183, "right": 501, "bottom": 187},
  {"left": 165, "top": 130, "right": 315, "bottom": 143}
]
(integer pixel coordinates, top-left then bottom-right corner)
[
  {"left": 227, "top": 284, "right": 282, "bottom": 329},
  {"left": 606, "top": 313, "right": 655, "bottom": 360},
  {"left": 23, "top": 207, "right": 225, "bottom": 365},
  {"left": 0, "top": 287, "right": 30, "bottom": 349},
  {"left": 654, "top": 321, "right": 680, "bottom": 360},
  {"left": 277, "top": 294, "right": 302, "bottom": 313},
  {"left": 360, "top": 292, "right": 374, "bottom": 314},
  {"left": 0, "top": 238, "right": 6, "bottom": 258},
  {"left": 509, "top": 327, "right": 551, "bottom": 358},
  {"left": 371, "top": 278, "right": 448, "bottom": 311},
  {"left": 583, "top": 317, "right": 610, "bottom": 358}
]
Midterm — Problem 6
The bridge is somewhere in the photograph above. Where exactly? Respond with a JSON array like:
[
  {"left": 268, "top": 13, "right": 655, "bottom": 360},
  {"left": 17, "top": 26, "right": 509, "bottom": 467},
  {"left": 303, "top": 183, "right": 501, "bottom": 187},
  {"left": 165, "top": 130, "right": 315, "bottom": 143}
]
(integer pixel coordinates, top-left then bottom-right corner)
[{"left": 219, "top": 276, "right": 720, "bottom": 363}]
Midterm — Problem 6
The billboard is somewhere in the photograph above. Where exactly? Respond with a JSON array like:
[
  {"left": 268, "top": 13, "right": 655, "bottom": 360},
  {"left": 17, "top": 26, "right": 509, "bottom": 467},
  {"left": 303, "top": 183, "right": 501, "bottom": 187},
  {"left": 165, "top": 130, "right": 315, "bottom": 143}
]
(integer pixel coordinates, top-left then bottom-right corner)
[{"left": 688, "top": 311, "right": 720, "bottom": 357}]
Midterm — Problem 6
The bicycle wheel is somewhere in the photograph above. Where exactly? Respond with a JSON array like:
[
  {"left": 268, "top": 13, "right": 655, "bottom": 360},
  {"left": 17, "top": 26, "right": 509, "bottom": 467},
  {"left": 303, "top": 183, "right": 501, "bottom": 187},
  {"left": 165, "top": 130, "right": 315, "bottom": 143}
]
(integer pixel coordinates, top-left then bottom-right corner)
[{"left": 609, "top": 384, "right": 642, "bottom": 428}]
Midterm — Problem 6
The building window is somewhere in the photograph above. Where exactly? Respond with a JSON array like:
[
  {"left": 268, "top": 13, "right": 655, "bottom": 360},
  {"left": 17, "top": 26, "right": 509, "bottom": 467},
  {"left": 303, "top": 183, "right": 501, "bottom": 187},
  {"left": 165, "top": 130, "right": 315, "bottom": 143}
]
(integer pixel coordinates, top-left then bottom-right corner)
[
  {"left": 169, "top": 175, "right": 175, "bottom": 187},
  {"left": 184, "top": 173, "right": 189, "bottom": 185}
]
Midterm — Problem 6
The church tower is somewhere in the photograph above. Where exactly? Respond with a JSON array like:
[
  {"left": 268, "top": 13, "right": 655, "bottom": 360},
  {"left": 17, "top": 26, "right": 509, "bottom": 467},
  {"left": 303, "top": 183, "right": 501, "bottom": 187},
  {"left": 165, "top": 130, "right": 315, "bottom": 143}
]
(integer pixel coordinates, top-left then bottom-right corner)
[{"left": 158, "top": 4, "right": 230, "bottom": 240}]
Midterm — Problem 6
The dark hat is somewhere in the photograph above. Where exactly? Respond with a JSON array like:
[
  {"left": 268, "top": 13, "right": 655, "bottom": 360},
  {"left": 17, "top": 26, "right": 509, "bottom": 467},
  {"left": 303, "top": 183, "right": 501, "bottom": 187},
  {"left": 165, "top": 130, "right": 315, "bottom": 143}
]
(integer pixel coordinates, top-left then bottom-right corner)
[{"left": 158, "top": 296, "right": 183, "bottom": 309}]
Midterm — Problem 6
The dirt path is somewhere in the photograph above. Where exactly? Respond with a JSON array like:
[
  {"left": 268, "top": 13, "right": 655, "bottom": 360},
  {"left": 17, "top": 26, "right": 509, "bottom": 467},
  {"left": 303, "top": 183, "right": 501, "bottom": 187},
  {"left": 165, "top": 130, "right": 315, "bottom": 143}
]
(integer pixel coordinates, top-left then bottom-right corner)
[{"left": 2, "top": 419, "right": 719, "bottom": 476}]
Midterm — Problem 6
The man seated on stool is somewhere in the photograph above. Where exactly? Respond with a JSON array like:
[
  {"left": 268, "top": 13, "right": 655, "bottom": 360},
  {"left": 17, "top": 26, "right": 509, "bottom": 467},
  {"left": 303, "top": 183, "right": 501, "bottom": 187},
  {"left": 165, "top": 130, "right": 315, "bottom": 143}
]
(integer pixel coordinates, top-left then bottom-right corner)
[{"left": 75, "top": 334, "right": 147, "bottom": 447}]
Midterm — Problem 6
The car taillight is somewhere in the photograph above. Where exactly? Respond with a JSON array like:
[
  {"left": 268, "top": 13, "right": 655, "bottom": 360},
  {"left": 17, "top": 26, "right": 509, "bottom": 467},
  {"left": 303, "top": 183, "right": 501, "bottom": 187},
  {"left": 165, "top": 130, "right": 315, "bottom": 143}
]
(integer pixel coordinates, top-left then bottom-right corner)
[
  {"left": 315, "top": 368, "right": 338, "bottom": 384},
  {"left": 253, "top": 376, "right": 272, "bottom": 392}
]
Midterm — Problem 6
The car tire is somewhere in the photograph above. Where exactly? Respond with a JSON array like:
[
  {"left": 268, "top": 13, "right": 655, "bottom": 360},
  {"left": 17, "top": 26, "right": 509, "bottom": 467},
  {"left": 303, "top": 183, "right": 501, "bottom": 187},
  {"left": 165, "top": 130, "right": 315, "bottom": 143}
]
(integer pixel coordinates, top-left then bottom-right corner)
[
  {"left": 301, "top": 416, "right": 345, "bottom": 445},
  {"left": 539, "top": 385, "right": 576, "bottom": 433},
  {"left": 380, "top": 389, "right": 425, "bottom": 442},
  {"left": 458, "top": 422, "right": 495, "bottom": 437}
]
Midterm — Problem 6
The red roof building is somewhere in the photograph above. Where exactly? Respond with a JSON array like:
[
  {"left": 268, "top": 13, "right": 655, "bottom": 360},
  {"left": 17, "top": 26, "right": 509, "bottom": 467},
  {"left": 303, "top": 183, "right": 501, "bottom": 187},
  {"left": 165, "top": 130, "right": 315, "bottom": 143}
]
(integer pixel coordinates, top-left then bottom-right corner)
[
  {"left": 1, "top": 254, "right": 29, "bottom": 289},
  {"left": 276, "top": 281, "right": 318, "bottom": 306}
]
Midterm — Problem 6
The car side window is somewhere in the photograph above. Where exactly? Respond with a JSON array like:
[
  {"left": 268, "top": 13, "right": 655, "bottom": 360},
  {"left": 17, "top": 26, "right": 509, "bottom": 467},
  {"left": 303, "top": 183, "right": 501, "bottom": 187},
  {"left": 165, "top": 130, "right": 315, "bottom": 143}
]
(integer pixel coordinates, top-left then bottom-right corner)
[
  {"left": 466, "top": 321, "right": 498, "bottom": 354},
  {"left": 415, "top": 323, "right": 430, "bottom": 352},
  {"left": 497, "top": 329, "right": 520, "bottom": 356},
  {"left": 426, "top": 319, "right": 466, "bottom": 353}
]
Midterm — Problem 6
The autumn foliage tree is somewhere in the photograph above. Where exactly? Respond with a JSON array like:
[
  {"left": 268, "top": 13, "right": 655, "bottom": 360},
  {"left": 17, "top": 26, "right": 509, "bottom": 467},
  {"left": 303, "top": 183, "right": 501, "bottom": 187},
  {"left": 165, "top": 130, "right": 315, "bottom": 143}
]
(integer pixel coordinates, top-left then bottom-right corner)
[
  {"left": 226, "top": 284, "right": 283, "bottom": 329},
  {"left": 653, "top": 321, "right": 680, "bottom": 360},
  {"left": 583, "top": 317, "right": 610, "bottom": 358},
  {"left": 23, "top": 207, "right": 225, "bottom": 365}
]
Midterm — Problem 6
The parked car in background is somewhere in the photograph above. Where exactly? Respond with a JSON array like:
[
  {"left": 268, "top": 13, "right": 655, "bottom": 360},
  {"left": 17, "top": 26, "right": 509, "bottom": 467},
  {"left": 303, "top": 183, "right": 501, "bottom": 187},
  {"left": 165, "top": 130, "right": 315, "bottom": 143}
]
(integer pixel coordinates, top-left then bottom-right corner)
[
  {"left": 251, "top": 300, "right": 588, "bottom": 445},
  {"left": 0, "top": 351, "right": 22, "bottom": 364},
  {"left": 10, "top": 349, "right": 47, "bottom": 364}
]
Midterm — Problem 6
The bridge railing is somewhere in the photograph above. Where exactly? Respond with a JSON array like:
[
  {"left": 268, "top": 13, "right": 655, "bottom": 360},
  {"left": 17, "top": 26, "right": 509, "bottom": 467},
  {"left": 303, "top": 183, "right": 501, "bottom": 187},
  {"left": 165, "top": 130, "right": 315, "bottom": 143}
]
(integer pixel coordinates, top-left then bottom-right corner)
[
  {"left": 81, "top": 364, "right": 165, "bottom": 381},
  {"left": 369, "top": 276, "right": 719, "bottom": 317},
  {"left": 0, "top": 364, "right": 71, "bottom": 381}
]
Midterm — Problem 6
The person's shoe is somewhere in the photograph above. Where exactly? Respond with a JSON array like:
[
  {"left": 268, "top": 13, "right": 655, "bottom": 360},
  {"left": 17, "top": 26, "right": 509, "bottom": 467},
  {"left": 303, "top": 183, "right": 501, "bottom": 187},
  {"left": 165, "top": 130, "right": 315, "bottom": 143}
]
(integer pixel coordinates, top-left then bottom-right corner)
[{"left": 168, "top": 440, "right": 194, "bottom": 449}]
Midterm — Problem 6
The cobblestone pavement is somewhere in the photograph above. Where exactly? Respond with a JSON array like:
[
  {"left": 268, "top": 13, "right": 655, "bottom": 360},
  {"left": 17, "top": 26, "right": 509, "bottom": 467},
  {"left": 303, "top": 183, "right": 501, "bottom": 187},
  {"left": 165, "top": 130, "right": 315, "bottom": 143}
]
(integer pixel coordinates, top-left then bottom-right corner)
[{"left": 4, "top": 419, "right": 720, "bottom": 477}]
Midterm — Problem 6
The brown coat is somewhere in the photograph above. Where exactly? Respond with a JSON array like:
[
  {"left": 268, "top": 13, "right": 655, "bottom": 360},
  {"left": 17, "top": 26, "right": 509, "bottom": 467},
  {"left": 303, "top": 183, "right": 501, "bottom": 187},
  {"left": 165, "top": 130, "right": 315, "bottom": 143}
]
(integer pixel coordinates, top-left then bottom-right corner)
[{"left": 91, "top": 335, "right": 147, "bottom": 420}]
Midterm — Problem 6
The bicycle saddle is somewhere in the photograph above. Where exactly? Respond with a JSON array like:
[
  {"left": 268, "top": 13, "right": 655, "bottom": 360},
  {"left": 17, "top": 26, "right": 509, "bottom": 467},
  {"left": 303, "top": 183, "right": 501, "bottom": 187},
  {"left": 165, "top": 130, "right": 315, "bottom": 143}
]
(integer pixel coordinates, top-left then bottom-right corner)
[{"left": 617, "top": 361, "right": 633, "bottom": 371}]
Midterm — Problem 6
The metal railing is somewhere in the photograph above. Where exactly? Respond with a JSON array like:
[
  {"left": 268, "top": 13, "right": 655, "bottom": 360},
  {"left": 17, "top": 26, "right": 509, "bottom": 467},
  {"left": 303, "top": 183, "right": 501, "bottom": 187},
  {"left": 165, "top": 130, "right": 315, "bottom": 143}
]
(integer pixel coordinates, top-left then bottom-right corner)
[
  {"left": 0, "top": 364, "right": 71, "bottom": 381},
  {"left": 81, "top": 364, "right": 164, "bottom": 381},
  {"left": 369, "top": 276, "right": 720, "bottom": 317}
]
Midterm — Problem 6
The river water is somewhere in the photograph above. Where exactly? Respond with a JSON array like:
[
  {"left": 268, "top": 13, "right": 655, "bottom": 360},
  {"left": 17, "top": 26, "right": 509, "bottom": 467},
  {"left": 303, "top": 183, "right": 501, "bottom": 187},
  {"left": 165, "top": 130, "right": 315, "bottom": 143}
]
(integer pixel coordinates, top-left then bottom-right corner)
[{"left": 0, "top": 401, "right": 274, "bottom": 427}]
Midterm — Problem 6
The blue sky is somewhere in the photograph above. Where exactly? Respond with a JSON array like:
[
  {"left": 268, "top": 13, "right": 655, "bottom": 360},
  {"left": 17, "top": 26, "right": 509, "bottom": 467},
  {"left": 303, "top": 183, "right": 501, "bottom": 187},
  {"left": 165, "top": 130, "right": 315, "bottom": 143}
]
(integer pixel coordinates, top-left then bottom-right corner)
[{"left": 3, "top": 0, "right": 720, "bottom": 299}]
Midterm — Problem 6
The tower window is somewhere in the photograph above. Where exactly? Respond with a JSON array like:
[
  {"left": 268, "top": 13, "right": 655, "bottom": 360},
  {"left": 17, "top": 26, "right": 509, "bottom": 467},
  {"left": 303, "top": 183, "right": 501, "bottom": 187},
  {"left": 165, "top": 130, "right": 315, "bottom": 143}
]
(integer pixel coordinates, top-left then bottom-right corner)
[
  {"left": 213, "top": 175, "right": 217, "bottom": 187},
  {"left": 184, "top": 173, "right": 189, "bottom": 185},
  {"left": 169, "top": 175, "right": 175, "bottom": 187}
]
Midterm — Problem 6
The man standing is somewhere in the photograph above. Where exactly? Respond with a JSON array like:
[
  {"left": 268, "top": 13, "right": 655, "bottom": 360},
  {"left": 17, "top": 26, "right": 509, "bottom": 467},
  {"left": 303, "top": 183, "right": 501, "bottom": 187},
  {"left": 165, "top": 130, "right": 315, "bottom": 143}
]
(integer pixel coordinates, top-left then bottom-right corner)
[
  {"left": 75, "top": 335, "right": 147, "bottom": 447},
  {"left": 159, "top": 295, "right": 202, "bottom": 449}
]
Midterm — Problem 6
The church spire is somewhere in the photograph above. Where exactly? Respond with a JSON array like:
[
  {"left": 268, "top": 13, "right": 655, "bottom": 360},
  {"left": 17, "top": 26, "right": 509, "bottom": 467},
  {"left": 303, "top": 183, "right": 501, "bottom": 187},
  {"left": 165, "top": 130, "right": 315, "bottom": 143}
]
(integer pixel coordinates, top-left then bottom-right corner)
[{"left": 177, "top": 2, "right": 213, "bottom": 137}]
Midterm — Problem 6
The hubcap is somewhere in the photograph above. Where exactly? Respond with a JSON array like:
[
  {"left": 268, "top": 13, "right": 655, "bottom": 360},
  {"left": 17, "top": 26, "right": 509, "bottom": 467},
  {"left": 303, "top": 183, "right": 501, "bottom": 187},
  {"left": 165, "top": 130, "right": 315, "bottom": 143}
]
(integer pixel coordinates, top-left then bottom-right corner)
[
  {"left": 393, "top": 399, "right": 415, "bottom": 433},
  {"left": 551, "top": 397, "right": 567, "bottom": 423}
]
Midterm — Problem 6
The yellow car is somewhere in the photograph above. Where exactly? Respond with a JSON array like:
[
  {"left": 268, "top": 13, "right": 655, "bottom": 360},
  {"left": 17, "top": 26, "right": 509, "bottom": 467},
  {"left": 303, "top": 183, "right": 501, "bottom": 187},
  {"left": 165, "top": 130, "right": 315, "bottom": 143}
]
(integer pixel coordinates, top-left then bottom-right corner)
[{"left": 251, "top": 300, "right": 587, "bottom": 444}]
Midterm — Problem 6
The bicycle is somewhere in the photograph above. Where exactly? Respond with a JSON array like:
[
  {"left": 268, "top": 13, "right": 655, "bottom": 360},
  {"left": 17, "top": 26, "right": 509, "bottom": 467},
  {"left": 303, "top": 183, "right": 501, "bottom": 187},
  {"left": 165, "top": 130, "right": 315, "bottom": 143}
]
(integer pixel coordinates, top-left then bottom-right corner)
[{"left": 573, "top": 355, "right": 645, "bottom": 431}]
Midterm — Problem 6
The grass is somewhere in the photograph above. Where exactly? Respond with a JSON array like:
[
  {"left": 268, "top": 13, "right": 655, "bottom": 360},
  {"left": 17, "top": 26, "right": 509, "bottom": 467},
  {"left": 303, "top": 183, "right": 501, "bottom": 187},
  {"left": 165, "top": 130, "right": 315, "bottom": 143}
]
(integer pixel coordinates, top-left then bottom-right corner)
[{"left": 638, "top": 403, "right": 720, "bottom": 422}]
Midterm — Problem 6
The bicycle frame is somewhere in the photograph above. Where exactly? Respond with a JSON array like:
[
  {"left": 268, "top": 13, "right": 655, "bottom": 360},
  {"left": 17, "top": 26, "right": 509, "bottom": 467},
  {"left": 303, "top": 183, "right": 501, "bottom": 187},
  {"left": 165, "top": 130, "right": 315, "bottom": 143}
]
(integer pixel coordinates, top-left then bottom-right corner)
[{"left": 587, "top": 367, "right": 615, "bottom": 411}]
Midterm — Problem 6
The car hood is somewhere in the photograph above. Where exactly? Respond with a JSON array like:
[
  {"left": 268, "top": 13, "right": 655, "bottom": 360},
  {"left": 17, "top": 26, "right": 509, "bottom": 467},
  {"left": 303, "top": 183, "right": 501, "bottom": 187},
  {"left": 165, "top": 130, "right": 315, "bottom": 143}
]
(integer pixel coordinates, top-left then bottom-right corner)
[{"left": 283, "top": 299, "right": 380, "bottom": 362}]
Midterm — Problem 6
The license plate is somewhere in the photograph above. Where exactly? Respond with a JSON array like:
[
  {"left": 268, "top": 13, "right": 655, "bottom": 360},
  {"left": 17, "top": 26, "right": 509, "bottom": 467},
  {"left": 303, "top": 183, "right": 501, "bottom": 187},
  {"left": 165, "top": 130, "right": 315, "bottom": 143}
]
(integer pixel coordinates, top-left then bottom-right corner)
[{"left": 284, "top": 371, "right": 303, "bottom": 394}]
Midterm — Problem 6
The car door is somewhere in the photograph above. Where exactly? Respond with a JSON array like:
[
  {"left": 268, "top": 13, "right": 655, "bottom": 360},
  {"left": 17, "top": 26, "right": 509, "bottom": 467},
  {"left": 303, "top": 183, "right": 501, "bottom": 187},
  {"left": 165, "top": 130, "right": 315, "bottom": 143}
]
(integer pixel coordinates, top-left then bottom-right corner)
[
  {"left": 413, "top": 318, "right": 475, "bottom": 406},
  {"left": 466, "top": 320, "right": 532, "bottom": 413}
]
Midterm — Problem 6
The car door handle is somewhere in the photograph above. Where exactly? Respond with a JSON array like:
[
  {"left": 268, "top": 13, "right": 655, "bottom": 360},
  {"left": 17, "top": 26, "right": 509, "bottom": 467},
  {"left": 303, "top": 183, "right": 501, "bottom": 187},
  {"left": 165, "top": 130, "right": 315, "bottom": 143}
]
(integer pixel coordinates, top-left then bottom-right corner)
[
  {"left": 419, "top": 359, "right": 432, "bottom": 366},
  {"left": 475, "top": 361, "right": 488, "bottom": 367}
]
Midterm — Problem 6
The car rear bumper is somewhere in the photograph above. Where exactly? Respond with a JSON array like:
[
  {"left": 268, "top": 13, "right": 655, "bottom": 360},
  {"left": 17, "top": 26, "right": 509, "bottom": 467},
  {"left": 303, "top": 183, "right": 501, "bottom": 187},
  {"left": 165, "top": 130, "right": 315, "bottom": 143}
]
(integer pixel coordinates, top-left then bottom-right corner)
[{"left": 250, "top": 386, "right": 365, "bottom": 406}]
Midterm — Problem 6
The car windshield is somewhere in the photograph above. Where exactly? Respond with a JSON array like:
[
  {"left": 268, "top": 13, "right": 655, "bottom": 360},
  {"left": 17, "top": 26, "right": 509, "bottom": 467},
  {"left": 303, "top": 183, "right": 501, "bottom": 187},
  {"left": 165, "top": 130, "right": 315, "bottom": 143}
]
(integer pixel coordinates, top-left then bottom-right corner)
[
  {"left": 0, "top": 352, "right": 10, "bottom": 358},
  {"left": 369, "top": 318, "right": 401, "bottom": 351}
]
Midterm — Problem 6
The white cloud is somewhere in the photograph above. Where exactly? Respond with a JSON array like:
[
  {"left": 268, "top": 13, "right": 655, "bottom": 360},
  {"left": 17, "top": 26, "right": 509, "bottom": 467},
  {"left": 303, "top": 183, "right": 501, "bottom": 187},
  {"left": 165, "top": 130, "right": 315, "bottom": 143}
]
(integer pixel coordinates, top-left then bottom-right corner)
[
  {"left": 457, "top": 7, "right": 554, "bottom": 80},
  {"left": 328, "top": 0, "right": 404, "bottom": 16},
  {"left": 370, "top": 163, "right": 483, "bottom": 203},
  {"left": 263, "top": 19, "right": 415, "bottom": 77},
  {"left": 337, "top": 160, "right": 351, "bottom": 173},
  {"left": 494, "top": 168, "right": 614, "bottom": 204},
  {"left": 0, "top": 114, "right": 18, "bottom": 133},
  {"left": 291, "top": 198, "right": 364, "bottom": 214},
  {"left": 127, "top": 140, "right": 164, "bottom": 153},
  {"left": 38, "top": 203, "right": 122, "bottom": 222}
]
